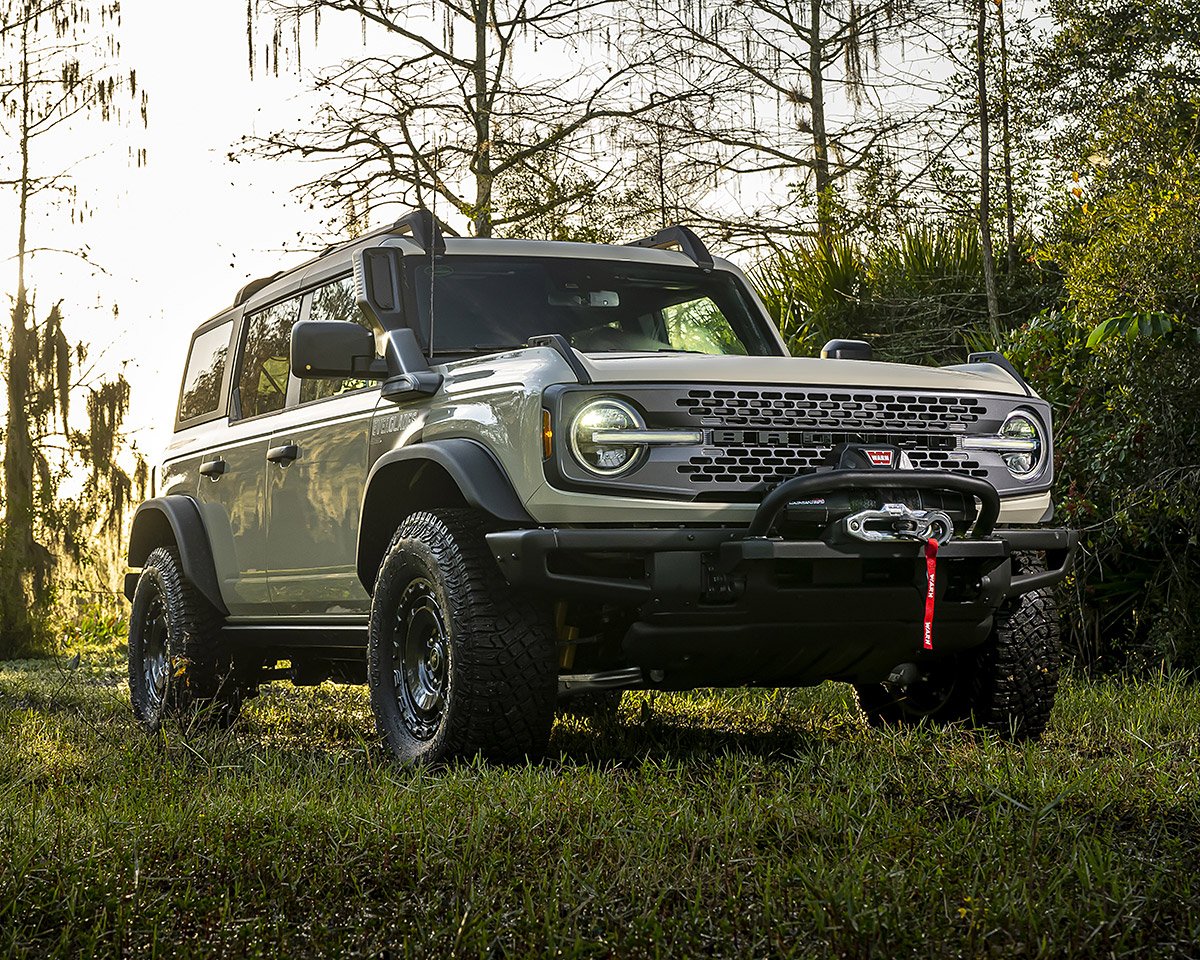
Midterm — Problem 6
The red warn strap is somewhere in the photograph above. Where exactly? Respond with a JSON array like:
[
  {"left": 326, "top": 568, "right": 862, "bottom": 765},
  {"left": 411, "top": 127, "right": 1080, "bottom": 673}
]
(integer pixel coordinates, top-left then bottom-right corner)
[{"left": 922, "top": 538, "right": 939, "bottom": 650}]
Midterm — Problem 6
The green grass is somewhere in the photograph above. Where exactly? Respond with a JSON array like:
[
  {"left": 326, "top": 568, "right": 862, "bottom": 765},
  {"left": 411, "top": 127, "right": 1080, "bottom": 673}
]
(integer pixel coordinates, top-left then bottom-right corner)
[{"left": 2, "top": 634, "right": 1199, "bottom": 959}]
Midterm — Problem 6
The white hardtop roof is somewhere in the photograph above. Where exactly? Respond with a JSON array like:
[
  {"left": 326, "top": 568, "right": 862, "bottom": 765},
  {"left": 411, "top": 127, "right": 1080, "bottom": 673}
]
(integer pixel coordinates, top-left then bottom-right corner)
[{"left": 381, "top": 235, "right": 735, "bottom": 272}]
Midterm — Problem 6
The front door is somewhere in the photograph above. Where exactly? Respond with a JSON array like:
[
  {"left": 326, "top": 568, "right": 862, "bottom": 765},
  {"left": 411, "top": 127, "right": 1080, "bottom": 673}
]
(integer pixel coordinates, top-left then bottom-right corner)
[
  {"left": 266, "top": 393, "right": 375, "bottom": 615},
  {"left": 195, "top": 294, "right": 302, "bottom": 616},
  {"left": 265, "top": 274, "right": 378, "bottom": 616}
]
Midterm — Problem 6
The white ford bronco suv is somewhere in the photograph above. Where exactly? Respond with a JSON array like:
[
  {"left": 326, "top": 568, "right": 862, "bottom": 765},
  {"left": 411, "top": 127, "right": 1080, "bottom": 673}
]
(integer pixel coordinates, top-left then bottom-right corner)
[{"left": 125, "top": 210, "right": 1077, "bottom": 763}]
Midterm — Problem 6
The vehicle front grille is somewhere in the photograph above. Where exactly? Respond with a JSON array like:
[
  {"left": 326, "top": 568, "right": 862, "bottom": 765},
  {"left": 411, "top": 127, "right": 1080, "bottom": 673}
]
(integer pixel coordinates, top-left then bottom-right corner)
[
  {"left": 673, "top": 388, "right": 992, "bottom": 489},
  {"left": 676, "top": 388, "right": 987, "bottom": 432},
  {"left": 547, "top": 382, "right": 1052, "bottom": 502},
  {"left": 678, "top": 435, "right": 988, "bottom": 486}
]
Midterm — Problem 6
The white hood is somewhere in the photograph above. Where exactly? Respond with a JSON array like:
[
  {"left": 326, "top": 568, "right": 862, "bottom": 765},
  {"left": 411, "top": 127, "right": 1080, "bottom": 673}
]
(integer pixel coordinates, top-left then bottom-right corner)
[{"left": 578, "top": 352, "right": 1028, "bottom": 396}]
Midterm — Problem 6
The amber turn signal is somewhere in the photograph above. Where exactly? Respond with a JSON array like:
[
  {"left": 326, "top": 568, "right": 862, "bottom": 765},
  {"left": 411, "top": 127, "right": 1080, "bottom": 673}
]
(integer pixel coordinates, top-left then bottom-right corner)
[{"left": 542, "top": 409, "right": 553, "bottom": 460}]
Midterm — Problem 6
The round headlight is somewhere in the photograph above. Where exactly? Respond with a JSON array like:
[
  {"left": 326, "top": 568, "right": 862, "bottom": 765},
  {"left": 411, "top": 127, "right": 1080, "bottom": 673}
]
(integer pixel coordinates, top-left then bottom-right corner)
[
  {"left": 1000, "top": 411, "right": 1043, "bottom": 479},
  {"left": 569, "top": 398, "right": 645, "bottom": 476}
]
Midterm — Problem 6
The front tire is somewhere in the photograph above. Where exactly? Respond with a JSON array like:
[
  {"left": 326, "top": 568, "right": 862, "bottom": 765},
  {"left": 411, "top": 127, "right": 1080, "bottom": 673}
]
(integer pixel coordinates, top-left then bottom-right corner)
[
  {"left": 964, "top": 586, "right": 1061, "bottom": 740},
  {"left": 127, "top": 547, "right": 241, "bottom": 731},
  {"left": 367, "top": 510, "right": 556, "bottom": 765}
]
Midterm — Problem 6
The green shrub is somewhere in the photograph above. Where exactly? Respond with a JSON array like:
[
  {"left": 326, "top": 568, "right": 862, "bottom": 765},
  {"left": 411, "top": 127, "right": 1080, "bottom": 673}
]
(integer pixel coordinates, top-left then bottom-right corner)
[
  {"left": 1050, "top": 154, "right": 1200, "bottom": 345},
  {"left": 1006, "top": 308, "right": 1200, "bottom": 673},
  {"left": 61, "top": 603, "right": 127, "bottom": 653},
  {"left": 753, "top": 225, "right": 1057, "bottom": 364}
]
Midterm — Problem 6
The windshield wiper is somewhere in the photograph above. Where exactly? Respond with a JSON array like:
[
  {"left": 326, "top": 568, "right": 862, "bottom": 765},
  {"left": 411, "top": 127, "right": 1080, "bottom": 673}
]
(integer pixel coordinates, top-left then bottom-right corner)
[{"left": 432, "top": 344, "right": 520, "bottom": 358}]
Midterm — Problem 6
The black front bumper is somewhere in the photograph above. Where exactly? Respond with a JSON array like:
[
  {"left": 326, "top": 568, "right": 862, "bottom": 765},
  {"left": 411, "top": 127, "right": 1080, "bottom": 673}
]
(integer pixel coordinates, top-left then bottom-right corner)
[
  {"left": 487, "top": 471, "right": 1078, "bottom": 687},
  {"left": 488, "top": 525, "right": 1076, "bottom": 604}
]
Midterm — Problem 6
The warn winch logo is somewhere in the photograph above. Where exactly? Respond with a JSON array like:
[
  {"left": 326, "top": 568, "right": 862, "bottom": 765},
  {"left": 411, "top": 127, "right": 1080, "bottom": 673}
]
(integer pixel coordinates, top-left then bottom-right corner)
[{"left": 866, "top": 449, "right": 895, "bottom": 467}]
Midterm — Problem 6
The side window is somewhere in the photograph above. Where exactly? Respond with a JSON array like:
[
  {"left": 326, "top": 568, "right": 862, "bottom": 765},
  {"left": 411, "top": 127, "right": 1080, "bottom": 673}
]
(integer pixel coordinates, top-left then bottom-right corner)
[
  {"left": 299, "top": 275, "right": 378, "bottom": 404},
  {"left": 178, "top": 320, "right": 233, "bottom": 423},
  {"left": 236, "top": 297, "right": 302, "bottom": 420}
]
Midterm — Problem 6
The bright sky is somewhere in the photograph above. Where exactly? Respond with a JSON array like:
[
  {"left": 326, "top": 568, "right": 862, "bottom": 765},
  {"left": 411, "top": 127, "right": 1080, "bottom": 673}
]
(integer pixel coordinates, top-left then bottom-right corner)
[
  {"left": 4, "top": 0, "right": 641, "bottom": 462},
  {"left": 2, "top": 0, "right": 360, "bottom": 461}
]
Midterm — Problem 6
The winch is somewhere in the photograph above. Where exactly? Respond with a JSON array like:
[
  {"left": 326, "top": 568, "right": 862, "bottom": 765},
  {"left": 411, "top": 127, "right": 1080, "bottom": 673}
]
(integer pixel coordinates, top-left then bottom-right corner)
[
  {"left": 840, "top": 502, "right": 955, "bottom": 544},
  {"left": 777, "top": 441, "right": 976, "bottom": 542}
]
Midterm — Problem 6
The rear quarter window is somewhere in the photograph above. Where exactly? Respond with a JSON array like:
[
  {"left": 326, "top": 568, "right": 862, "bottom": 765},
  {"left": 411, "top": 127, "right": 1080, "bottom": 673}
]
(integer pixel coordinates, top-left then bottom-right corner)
[{"left": 178, "top": 321, "right": 233, "bottom": 423}]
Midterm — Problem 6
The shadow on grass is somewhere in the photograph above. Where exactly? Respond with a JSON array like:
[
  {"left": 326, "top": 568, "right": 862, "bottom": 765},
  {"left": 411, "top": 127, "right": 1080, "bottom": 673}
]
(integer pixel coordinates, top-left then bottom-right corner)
[{"left": 214, "top": 683, "right": 868, "bottom": 775}]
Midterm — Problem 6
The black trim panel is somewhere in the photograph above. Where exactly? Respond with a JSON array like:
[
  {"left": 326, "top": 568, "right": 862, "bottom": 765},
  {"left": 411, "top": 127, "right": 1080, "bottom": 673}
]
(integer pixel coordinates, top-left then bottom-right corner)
[
  {"left": 486, "top": 524, "right": 1077, "bottom": 607},
  {"left": 356, "top": 437, "right": 533, "bottom": 588},
  {"left": 125, "top": 496, "right": 228, "bottom": 615}
]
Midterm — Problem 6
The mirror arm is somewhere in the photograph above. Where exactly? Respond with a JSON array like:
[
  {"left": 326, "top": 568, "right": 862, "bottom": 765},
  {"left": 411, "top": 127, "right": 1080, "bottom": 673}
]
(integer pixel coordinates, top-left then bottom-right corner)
[
  {"left": 380, "top": 328, "right": 442, "bottom": 402},
  {"left": 381, "top": 371, "right": 442, "bottom": 401},
  {"left": 383, "top": 328, "right": 432, "bottom": 376}
]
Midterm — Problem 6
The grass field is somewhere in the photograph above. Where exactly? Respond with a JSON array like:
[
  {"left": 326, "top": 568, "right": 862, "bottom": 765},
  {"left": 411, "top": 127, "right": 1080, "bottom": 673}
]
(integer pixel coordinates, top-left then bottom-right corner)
[{"left": 2, "top": 632, "right": 1198, "bottom": 959}]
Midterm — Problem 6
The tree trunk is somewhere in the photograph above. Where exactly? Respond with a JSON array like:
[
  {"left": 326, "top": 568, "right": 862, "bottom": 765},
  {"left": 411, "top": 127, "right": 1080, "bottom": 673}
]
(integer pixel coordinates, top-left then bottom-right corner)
[
  {"left": 808, "top": 0, "right": 832, "bottom": 240},
  {"left": 471, "top": 0, "right": 492, "bottom": 238},
  {"left": 976, "top": 0, "right": 1001, "bottom": 337},
  {"left": 996, "top": 0, "right": 1017, "bottom": 274},
  {"left": 1, "top": 14, "right": 37, "bottom": 650}
]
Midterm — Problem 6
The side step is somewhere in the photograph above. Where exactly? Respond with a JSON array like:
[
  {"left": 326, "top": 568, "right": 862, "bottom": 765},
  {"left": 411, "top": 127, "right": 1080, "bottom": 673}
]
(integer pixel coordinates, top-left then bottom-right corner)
[{"left": 558, "top": 666, "right": 643, "bottom": 698}]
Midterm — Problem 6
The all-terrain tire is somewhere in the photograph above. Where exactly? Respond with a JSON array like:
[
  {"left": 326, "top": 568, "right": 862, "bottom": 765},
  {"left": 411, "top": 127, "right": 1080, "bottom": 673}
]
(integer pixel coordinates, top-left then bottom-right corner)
[
  {"left": 127, "top": 547, "right": 242, "bottom": 732},
  {"left": 963, "top": 586, "right": 1060, "bottom": 740},
  {"left": 367, "top": 509, "right": 557, "bottom": 765}
]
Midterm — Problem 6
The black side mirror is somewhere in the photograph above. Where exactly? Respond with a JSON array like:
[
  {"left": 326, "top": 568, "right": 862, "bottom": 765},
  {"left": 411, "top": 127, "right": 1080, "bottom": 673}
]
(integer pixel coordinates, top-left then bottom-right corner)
[
  {"left": 821, "top": 339, "right": 872, "bottom": 361},
  {"left": 291, "top": 321, "right": 385, "bottom": 380}
]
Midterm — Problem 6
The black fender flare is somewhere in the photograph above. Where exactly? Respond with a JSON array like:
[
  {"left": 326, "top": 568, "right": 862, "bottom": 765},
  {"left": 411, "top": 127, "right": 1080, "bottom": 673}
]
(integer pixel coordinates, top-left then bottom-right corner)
[
  {"left": 125, "top": 496, "right": 227, "bottom": 614},
  {"left": 357, "top": 438, "right": 531, "bottom": 589}
]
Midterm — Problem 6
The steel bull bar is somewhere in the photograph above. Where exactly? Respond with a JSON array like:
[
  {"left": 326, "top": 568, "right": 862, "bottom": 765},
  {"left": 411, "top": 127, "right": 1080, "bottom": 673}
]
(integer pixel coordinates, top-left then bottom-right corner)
[{"left": 488, "top": 470, "right": 1078, "bottom": 603}]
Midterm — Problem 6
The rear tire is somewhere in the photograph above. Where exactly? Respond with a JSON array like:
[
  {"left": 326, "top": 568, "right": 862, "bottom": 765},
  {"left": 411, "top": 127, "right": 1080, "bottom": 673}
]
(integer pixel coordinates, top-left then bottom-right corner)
[
  {"left": 367, "top": 509, "right": 556, "bottom": 765},
  {"left": 127, "top": 547, "right": 241, "bottom": 732}
]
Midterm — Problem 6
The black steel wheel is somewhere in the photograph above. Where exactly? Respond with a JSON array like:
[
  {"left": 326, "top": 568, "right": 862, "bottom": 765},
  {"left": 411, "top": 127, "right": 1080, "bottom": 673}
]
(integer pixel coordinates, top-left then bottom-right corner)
[
  {"left": 135, "top": 593, "right": 171, "bottom": 717},
  {"left": 393, "top": 578, "right": 452, "bottom": 742},
  {"left": 127, "top": 547, "right": 241, "bottom": 732},
  {"left": 367, "top": 509, "right": 556, "bottom": 765}
]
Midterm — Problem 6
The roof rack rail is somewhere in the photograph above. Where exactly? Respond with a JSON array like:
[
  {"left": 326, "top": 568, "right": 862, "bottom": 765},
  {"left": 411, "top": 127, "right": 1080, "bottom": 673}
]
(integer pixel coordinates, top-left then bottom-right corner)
[
  {"left": 235, "top": 271, "right": 284, "bottom": 306},
  {"left": 625, "top": 225, "right": 714, "bottom": 272},
  {"left": 319, "top": 208, "right": 457, "bottom": 258}
]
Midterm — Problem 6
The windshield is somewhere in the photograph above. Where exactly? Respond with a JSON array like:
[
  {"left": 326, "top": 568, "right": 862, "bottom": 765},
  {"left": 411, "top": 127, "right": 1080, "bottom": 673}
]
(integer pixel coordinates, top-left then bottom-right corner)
[{"left": 404, "top": 256, "right": 780, "bottom": 357}]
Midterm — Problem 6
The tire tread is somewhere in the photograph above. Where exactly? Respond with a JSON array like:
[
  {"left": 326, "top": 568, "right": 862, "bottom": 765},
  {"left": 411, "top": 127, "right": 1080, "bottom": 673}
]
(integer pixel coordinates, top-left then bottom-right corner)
[{"left": 370, "top": 509, "right": 555, "bottom": 763}]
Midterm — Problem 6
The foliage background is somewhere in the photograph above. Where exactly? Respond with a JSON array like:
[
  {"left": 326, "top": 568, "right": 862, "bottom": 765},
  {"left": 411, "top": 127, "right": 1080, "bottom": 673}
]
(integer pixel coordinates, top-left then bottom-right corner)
[{"left": 1, "top": 0, "right": 1198, "bottom": 672}]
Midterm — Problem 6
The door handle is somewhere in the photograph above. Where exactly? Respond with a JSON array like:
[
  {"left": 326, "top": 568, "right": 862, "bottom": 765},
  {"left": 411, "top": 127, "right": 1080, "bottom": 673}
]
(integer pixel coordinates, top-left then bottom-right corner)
[
  {"left": 266, "top": 443, "right": 300, "bottom": 465},
  {"left": 199, "top": 458, "right": 227, "bottom": 479}
]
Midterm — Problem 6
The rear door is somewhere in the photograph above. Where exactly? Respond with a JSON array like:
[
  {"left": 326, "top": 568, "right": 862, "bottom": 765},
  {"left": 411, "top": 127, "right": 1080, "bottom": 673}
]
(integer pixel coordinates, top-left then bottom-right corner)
[{"left": 266, "top": 274, "right": 378, "bottom": 616}]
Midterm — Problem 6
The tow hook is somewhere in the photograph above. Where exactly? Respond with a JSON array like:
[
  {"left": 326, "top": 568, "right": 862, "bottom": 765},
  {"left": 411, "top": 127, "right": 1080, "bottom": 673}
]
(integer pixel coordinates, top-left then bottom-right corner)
[
  {"left": 885, "top": 662, "right": 921, "bottom": 690},
  {"left": 841, "top": 502, "right": 954, "bottom": 544}
]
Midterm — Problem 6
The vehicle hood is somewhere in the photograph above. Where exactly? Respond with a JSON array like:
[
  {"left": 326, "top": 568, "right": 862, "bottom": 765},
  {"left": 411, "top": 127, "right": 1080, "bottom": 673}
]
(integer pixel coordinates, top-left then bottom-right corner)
[{"left": 577, "top": 352, "right": 1028, "bottom": 396}]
